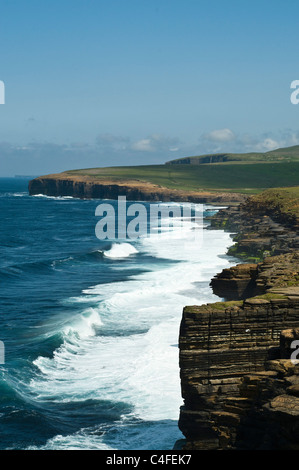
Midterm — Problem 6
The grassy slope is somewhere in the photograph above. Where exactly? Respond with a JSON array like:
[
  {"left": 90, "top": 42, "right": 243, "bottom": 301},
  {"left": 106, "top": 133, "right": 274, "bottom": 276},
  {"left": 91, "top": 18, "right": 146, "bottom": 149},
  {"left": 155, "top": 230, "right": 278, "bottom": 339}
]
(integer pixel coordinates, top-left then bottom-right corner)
[
  {"left": 166, "top": 145, "right": 299, "bottom": 164},
  {"left": 65, "top": 161, "right": 299, "bottom": 194},
  {"left": 250, "top": 187, "right": 299, "bottom": 221}
]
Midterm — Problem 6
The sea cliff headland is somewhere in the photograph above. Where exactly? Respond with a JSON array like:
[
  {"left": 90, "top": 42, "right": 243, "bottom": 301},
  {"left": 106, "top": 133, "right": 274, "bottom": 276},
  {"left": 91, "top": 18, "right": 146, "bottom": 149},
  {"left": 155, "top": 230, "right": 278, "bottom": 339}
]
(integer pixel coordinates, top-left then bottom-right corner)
[
  {"left": 28, "top": 145, "right": 299, "bottom": 202},
  {"left": 28, "top": 172, "right": 245, "bottom": 204}
]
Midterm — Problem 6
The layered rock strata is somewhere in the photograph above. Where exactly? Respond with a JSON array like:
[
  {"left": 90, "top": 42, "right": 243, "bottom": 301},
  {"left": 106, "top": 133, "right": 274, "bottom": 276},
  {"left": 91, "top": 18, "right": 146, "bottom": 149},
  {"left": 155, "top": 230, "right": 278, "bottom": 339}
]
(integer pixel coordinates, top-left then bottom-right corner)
[
  {"left": 177, "top": 193, "right": 299, "bottom": 450},
  {"left": 178, "top": 294, "right": 299, "bottom": 449},
  {"left": 210, "top": 263, "right": 260, "bottom": 300}
]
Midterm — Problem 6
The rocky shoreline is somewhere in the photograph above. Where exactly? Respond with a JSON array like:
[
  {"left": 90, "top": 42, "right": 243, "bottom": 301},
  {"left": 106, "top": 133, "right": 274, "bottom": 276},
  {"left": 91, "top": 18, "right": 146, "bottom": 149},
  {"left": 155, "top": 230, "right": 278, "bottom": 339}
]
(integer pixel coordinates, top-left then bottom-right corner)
[
  {"left": 177, "top": 191, "right": 299, "bottom": 450},
  {"left": 209, "top": 193, "right": 299, "bottom": 261}
]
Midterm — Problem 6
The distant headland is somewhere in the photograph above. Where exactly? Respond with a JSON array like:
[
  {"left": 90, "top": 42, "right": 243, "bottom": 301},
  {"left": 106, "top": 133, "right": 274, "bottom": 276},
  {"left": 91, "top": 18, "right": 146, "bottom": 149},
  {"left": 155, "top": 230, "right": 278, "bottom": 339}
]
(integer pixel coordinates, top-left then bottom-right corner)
[{"left": 29, "top": 144, "right": 299, "bottom": 204}]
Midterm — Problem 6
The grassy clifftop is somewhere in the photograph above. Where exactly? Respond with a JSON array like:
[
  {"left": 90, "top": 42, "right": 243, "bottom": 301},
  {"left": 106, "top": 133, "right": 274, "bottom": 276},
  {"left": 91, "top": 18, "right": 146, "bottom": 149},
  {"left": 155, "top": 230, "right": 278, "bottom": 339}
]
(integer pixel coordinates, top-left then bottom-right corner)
[
  {"left": 63, "top": 161, "right": 299, "bottom": 194},
  {"left": 248, "top": 187, "right": 299, "bottom": 223},
  {"left": 31, "top": 145, "right": 299, "bottom": 196}
]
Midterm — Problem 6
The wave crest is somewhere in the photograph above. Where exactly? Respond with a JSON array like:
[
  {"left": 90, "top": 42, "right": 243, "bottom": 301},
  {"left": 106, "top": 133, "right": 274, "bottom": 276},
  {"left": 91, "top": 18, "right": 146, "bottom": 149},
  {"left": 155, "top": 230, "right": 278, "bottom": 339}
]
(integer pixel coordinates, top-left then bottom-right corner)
[{"left": 103, "top": 243, "right": 138, "bottom": 259}]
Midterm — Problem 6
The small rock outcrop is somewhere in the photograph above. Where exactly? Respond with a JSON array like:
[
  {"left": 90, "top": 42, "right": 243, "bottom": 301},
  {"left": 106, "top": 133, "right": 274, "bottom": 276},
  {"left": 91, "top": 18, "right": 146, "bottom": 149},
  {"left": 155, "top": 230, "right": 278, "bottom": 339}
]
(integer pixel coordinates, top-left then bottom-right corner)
[
  {"left": 210, "top": 252, "right": 299, "bottom": 301},
  {"left": 210, "top": 263, "right": 260, "bottom": 300}
]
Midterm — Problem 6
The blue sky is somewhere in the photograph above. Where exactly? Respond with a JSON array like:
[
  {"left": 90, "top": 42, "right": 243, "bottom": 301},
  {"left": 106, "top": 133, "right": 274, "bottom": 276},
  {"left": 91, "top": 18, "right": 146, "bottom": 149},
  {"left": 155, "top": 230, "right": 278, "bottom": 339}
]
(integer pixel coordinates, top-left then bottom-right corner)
[{"left": 1, "top": 0, "right": 299, "bottom": 175}]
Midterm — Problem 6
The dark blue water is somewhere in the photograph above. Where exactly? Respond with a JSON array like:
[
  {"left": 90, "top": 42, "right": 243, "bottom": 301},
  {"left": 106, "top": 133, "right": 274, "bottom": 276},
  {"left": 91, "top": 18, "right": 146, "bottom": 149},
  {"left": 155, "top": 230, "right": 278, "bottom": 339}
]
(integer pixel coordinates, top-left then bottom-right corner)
[{"left": 0, "top": 178, "right": 234, "bottom": 450}]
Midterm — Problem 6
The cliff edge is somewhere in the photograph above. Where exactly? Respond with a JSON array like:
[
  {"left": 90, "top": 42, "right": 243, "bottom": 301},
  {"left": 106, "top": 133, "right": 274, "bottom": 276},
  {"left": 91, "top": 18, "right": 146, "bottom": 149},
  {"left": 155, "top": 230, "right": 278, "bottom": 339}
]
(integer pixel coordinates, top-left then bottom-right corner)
[{"left": 28, "top": 173, "right": 245, "bottom": 204}]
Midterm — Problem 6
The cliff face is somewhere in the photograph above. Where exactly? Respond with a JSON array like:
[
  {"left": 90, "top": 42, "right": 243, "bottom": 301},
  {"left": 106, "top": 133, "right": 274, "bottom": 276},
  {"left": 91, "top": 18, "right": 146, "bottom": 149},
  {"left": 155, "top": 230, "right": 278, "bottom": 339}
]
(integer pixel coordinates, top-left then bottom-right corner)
[
  {"left": 166, "top": 154, "right": 230, "bottom": 165},
  {"left": 179, "top": 294, "right": 299, "bottom": 450},
  {"left": 28, "top": 174, "right": 246, "bottom": 204},
  {"left": 177, "top": 192, "right": 299, "bottom": 450},
  {"left": 29, "top": 176, "right": 164, "bottom": 201}
]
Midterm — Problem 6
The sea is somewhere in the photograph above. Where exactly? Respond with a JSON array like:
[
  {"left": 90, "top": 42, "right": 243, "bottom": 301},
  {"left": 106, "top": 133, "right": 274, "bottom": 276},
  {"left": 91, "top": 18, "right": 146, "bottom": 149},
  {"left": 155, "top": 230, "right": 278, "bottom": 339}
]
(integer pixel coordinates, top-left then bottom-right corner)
[{"left": 0, "top": 177, "right": 236, "bottom": 450}]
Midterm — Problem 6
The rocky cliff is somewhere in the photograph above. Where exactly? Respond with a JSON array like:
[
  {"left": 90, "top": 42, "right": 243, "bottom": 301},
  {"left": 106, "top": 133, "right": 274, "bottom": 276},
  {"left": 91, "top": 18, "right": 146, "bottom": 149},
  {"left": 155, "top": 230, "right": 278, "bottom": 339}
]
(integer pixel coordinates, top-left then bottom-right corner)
[
  {"left": 28, "top": 173, "right": 246, "bottom": 204},
  {"left": 209, "top": 189, "right": 299, "bottom": 261},
  {"left": 177, "top": 189, "right": 299, "bottom": 450},
  {"left": 179, "top": 291, "right": 299, "bottom": 450}
]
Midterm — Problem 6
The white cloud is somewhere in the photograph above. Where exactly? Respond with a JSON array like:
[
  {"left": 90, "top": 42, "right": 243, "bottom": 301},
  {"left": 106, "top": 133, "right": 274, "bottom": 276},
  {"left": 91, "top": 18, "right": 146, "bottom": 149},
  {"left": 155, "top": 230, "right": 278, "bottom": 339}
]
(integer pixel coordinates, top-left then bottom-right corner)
[
  {"left": 203, "top": 128, "right": 236, "bottom": 143},
  {"left": 95, "top": 133, "right": 181, "bottom": 154},
  {"left": 196, "top": 129, "right": 299, "bottom": 155},
  {"left": 254, "top": 138, "right": 280, "bottom": 151},
  {"left": 131, "top": 134, "right": 181, "bottom": 153},
  {"left": 131, "top": 138, "right": 154, "bottom": 152}
]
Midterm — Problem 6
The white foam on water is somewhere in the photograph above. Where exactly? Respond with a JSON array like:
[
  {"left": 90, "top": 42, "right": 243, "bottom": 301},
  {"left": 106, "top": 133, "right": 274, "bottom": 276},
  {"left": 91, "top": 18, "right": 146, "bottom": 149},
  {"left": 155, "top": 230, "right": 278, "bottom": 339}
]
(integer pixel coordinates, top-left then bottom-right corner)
[
  {"left": 27, "top": 416, "right": 181, "bottom": 450},
  {"left": 10, "top": 192, "right": 28, "bottom": 197},
  {"left": 0, "top": 191, "right": 28, "bottom": 198},
  {"left": 31, "top": 194, "right": 76, "bottom": 200},
  {"left": 62, "top": 307, "right": 103, "bottom": 339},
  {"left": 103, "top": 243, "right": 138, "bottom": 259},
  {"left": 28, "top": 206, "right": 234, "bottom": 449},
  {"left": 27, "top": 434, "right": 114, "bottom": 450}
]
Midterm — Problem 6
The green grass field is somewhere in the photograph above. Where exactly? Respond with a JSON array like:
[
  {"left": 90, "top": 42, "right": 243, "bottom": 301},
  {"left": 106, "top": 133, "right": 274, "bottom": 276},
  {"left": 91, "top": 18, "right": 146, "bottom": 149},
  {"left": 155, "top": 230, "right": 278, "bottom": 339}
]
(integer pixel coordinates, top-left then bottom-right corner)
[{"left": 65, "top": 161, "right": 299, "bottom": 194}]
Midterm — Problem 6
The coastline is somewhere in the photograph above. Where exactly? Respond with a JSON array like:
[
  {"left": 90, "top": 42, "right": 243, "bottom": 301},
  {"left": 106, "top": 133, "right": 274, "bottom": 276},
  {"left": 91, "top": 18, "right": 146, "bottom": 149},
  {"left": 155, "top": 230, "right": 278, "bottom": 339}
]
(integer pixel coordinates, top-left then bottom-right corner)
[
  {"left": 28, "top": 174, "right": 246, "bottom": 205},
  {"left": 27, "top": 176, "right": 299, "bottom": 450},
  {"left": 177, "top": 191, "right": 299, "bottom": 450}
]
